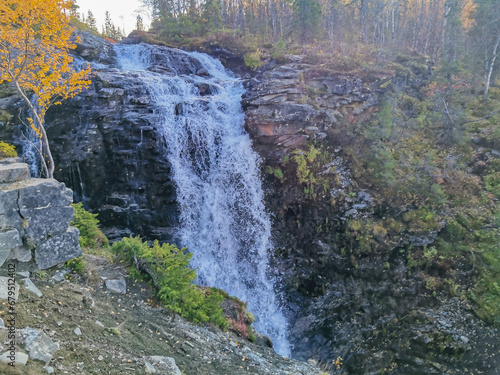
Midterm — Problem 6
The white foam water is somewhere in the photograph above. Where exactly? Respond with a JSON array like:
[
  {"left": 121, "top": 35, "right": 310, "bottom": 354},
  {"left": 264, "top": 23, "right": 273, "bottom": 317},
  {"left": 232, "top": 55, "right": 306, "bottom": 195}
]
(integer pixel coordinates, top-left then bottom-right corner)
[{"left": 115, "top": 44, "right": 290, "bottom": 356}]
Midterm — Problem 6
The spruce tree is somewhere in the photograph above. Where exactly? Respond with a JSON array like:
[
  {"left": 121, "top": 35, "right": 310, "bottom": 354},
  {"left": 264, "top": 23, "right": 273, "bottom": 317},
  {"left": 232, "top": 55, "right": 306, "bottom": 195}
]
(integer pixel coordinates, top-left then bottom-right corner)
[
  {"left": 136, "top": 14, "right": 145, "bottom": 31},
  {"left": 292, "top": 0, "right": 321, "bottom": 53},
  {"left": 86, "top": 10, "right": 98, "bottom": 33}
]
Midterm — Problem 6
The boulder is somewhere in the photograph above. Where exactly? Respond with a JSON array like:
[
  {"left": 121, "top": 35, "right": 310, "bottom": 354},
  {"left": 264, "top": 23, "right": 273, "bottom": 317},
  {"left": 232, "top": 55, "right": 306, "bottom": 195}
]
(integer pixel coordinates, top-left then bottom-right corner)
[
  {"left": 0, "top": 188, "right": 20, "bottom": 216},
  {"left": 0, "top": 276, "right": 19, "bottom": 301},
  {"left": 22, "top": 278, "right": 43, "bottom": 297},
  {"left": 18, "top": 179, "right": 73, "bottom": 209},
  {"left": 52, "top": 269, "right": 70, "bottom": 282},
  {"left": 35, "top": 227, "right": 81, "bottom": 270},
  {"left": 0, "top": 163, "right": 29, "bottom": 183},
  {"left": 0, "top": 160, "right": 81, "bottom": 269},
  {"left": 9, "top": 246, "right": 32, "bottom": 262},
  {"left": 0, "top": 229, "right": 22, "bottom": 266},
  {"left": 20, "top": 327, "right": 59, "bottom": 363},
  {"left": 146, "top": 356, "right": 182, "bottom": 375},
  {"left": 0, "top": 351, "right": 28, "bottom": 366},
  {"left": 21, "top": 206, "right": 74, "bottom": 244},
  {"left": 105, "top": 279, "right": 127, "bottom": 294}
]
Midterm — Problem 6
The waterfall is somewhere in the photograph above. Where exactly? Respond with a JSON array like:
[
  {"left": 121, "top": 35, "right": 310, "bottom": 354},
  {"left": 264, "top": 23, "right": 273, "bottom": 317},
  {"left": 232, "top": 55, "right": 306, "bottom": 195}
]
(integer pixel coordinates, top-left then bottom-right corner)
[
  {"left": 21, "top": 97, "right": 44, "bottom": 178},
  {"left": 115, "top": 44, "right": 291, "bottom": 356}
]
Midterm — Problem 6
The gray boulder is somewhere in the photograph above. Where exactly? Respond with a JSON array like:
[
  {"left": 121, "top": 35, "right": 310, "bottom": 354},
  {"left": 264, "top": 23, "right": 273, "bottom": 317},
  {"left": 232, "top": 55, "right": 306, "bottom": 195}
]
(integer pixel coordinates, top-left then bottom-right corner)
[
  {"left": 0, "top": 170, "right": 81, "bottom": 269},
  {"left": 20, "top": 327, "right": 59, "bottom": 363},
  {"left": 0, "top": 351, "right": 28, "bottom": 365},
  {"left": 0, "top": 163, "right": 29, "bottom": 183},
  {"left": 35, "top": 227, "right": 81, "bottom": 270},
  {"left": 18, "top": 179, "right": 73, "bottom": 209},
  {"left": 146, "top": 356, "right": 182, "bottom": 375},
  {"left": 0, "top": 189, "right": 22, "bottom": 228},
  {"left": 0, "top": 229, "right": 22, "bottom": 265},
  {"left": 105, "top": 279, "right": 127, "bottom": 294},
  {"left": 72, "top": 31, "right": 116, "bottom": 64},
  {"left": 21, "top": 206, "right": 75, "bottom": 244},
  {"left": 0, "top": 276, "right": 19, "bottom": 301}
]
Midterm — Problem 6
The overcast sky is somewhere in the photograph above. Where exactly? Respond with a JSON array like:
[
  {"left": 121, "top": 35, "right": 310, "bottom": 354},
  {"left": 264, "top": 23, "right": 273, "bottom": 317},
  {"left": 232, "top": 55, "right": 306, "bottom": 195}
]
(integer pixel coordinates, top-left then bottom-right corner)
[{"left": 75, "top": 0, "right": 150, "bottom": 36}]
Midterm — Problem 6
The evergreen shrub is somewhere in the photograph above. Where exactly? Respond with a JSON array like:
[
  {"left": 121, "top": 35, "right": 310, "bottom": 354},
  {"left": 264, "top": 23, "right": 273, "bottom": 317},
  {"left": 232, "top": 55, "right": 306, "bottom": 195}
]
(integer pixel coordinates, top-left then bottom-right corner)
[{"left": 111, "top": 236, "right": 228, "bottom": 329}]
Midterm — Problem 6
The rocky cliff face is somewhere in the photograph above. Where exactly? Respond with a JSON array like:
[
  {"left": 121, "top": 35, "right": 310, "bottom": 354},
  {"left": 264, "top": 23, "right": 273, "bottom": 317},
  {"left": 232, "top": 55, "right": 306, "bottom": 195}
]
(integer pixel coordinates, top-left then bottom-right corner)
[
  {"left": 0, "top": 158, "right": 81, "bottom": 269},
  {"left": 6, "top": 33, "right": 181, "bottom": 243},
  {"left": 242, "top": 57, "right": 500, "bottom": 374},
  {"left": 242, "top": 56, "right": 379, "bottom": 160}
]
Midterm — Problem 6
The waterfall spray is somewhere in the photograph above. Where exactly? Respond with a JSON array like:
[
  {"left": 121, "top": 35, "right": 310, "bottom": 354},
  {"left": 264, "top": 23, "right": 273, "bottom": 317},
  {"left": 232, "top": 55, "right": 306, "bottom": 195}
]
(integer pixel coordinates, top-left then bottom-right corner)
[{"left": 116, "top": 44, "right": 290, "bottom": 356}]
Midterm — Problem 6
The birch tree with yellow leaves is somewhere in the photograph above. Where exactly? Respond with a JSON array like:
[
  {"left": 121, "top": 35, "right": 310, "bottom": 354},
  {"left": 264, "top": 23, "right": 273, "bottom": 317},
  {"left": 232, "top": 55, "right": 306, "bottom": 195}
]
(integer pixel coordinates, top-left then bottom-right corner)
[{"left": 0, "top": 0, "right": 91, "bottom": 178}]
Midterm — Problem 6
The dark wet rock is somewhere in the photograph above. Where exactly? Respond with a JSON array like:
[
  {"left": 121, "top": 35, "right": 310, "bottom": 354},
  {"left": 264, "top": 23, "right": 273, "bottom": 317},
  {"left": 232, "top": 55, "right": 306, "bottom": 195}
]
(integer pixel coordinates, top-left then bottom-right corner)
[{"left": 72, "top": 31, "right": 116, "bottom": 64}]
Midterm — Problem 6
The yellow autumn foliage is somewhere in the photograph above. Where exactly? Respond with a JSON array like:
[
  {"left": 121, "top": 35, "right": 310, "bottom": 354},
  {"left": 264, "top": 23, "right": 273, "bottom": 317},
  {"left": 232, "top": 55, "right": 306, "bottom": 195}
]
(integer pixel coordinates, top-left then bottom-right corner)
[{"left": 0, "top": 0, "right": 91, "bottom": 177}]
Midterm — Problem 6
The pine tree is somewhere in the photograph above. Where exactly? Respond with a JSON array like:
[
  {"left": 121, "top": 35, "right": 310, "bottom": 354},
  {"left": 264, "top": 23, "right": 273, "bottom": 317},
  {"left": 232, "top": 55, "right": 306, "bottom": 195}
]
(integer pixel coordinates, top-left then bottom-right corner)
[
  {"left": 136, "top": 14, "right": 145, "bottom": 31},
  {"left": 87, "top": 10, "right": 98, "bottom": 33},
  {"left": 104, "top": 11, "right": 114, "bottom": 37},
  {"left": 292, "top": 0, "right": 321, "bottom": 53}
]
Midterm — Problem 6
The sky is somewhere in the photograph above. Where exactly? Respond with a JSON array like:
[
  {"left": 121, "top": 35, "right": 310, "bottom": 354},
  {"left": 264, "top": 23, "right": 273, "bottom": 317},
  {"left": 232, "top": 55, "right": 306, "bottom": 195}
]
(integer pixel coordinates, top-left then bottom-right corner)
[{"left": 75, "top": 0, "right": 150, "bottom": 36}]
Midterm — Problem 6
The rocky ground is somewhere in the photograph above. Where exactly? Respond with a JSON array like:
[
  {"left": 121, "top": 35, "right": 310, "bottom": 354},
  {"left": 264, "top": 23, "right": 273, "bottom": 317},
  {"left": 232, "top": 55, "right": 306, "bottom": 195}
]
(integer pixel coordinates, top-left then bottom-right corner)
[{"left": 0, "top": 256, "right": 322, "bottom": 375}]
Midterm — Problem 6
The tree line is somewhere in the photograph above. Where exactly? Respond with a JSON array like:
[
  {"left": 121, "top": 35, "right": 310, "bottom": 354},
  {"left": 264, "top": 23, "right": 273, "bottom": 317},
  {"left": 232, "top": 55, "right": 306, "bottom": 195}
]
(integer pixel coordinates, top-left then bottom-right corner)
[
  {"left": 73, "top": 0, "right": 499, "bottom": 97},
  {"left": 136, "top": 0, "right": 498, "bottom": 96}
]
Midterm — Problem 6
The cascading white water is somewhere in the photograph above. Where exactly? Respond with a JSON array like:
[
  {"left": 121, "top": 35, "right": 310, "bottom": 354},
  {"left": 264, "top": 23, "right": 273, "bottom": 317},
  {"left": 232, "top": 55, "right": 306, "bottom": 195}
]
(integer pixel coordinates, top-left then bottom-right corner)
[{"left": 115, "top": 44, "right": 291, "bottom": 356}]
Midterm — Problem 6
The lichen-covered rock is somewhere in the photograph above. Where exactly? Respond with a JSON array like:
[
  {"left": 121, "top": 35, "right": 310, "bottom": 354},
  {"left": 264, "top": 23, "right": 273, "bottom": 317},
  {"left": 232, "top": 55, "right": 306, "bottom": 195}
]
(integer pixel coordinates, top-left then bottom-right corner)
[
  {"left": 0, "top": 159, "right": 80, "bottom": 269},
  {"left": 0, "top": 229, "right": 22, "bottom": 262},
  {"left": 0, "top": 163, "right": 29, "bottom": 183},
  {"left": 21, "top": 206, "right": 74, "bottom": 244},
  {"left": 18, "top": 178, "right": 73, "bottom": 209},
  {"left": 35, "top": 227, "right": 81, "bottom": 270},
  {"left": 242, "top": 64, "right": 380, "bottom": 161}
]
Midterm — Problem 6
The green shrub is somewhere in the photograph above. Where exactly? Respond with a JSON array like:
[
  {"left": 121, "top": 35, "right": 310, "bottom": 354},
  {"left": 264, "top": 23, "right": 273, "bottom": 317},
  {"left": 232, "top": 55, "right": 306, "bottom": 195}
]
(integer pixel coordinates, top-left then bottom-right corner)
[
  {"left": 265, "top": 166, "right": 285, "bottom": 183},
  {"left": 243, "top": 50, "right": 262, "bottom": 70},
  {"left": 270, "top": 38, "right": 288, "bottom": 63},
  {"left": 0, "top": 141, "right": 17, "bottom": 159},
  {"left": 65, "top": 255, "right": 87, "bottom": 274},
  {"left": 71, "top": 203, "right": 109, "bottom": 252},
  {"left": 112, "top": 236, "right": 227, "bottom": 329},
  {"left": 484, "top": 172, "right": 500, "bottom": 198}
]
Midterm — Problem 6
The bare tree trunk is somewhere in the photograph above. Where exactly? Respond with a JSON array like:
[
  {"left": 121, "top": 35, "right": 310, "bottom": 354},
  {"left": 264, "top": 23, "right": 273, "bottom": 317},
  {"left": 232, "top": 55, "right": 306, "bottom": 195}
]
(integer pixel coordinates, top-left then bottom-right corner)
[
  {"left": 13, "top": 80, "right": 54, "bottom": 178},
  {"left": 233, "top": 0, "right": 237, "bottom": 35},
  {"left": 270, "top": 0, "right": 278, "bottom": 42},
  {"left": 221, "top": 0, "right": 225, "bottom": 33},
  {"left": 391, "top": 0, "right": 395, "bottom": 40},
  {"left": 484, "top": 33, "right": 500, "bottom": 99}
]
